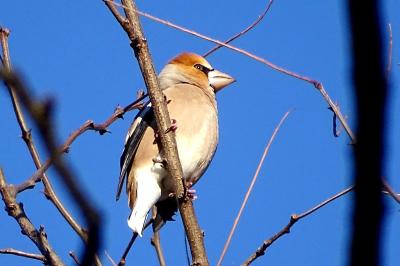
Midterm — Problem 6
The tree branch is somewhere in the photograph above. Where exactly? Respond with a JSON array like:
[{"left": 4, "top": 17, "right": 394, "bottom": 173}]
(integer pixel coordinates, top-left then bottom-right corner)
[
  {"left": 0, "top": 27, "right": 103, "bottom": 266},
  {"left": 0, "top": 248, "right": 46, "bottom": 262},
  {"left": 203, "top": 0, "right": 274, "bottom": 57},
  {"left": 115, "top": 6, "right": 356, "bottom": 142},
  {"left": 0, "top": 69, "right": 102, "bottom": 266},
  {"left": 15, "top": 94, "right": 145, "bottom": 194},
  {"left": 0, "top": 168, "right": 64, "bottom": 265},
  {"left": 242, "top": 186, "right": 355, "bottom": 266}
]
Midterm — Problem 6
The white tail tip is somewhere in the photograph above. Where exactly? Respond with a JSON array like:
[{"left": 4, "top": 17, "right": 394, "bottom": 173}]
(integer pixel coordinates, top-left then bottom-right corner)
[{"left": 127, "top": 211, "right": 147, "bottom": 237}]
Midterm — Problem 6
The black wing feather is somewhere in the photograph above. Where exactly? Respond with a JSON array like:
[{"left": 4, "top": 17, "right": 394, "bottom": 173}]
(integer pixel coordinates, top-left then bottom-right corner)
[{"left": 116, "top": 103, "right": 154, "bottom": 200}]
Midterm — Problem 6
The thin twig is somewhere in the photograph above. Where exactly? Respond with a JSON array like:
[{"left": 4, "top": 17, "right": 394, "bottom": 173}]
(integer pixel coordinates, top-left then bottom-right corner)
[
  {"left": 105, "top": 2, "right": 355, "bottom": 144},
  {"left": 0, "top": 168, "right": 64, "bottom": 265},
  {"left": 203, "top": 0, "right": 274, "bottom": 57},
  {"left": 0, "top": 248, "right": 45, "bottom": 262},
  {"left": 151, "top": 231, "right": 167, "bottom": 266},
  {"left": 110, "top": 4, "right": 356, "bottom": 142},
  {"left": 241, "top": 186, "right": 355, "bottom": 266},
  {"left": 150, "top": 206, "right": 167, "bottom": 266},
  {"left": 117, "top": 233, "right": 138, "bottom": 266},
  {"left": 217, "top": 110, "right": 291, "bottom": 266},
  {"left": 69, "top": 251, "right": 81, "bottom": 265},
  {"left": 117, "top": 218, "right": 153, "bottom": 266},
  {"left": 382, "top": 180, "right": 400, "bottom": 204},
  {"left": 105, "top": 250, "right": 118, "bottom": 266},
  {"left": 16, "top": 95, "right": 146, "bottom": 194}
]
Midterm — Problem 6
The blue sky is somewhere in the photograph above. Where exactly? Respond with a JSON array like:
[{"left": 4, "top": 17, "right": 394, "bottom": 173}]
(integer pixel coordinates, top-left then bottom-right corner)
[{"left": 1, "top": 1, "right": 399, "bottom": 265}]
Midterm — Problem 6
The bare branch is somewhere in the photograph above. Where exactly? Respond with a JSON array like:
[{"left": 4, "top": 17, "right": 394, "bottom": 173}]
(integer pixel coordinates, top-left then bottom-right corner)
[
  {"left": 0, "top": 168, "right": 64, "bottom": 265},
  {"left": 203, "top": 0, "right": 274, "bottom": 57},
  {"left": 0, "top": 27, "right": 103, "bottom": 266},
  {"left": 0, "top": 248, "right": 45, "bottom": 262},
  {"left": 242, "top": 186, "right": 354, "bottom": 266},
  {"left": 150, "top": 206, "right": 167, "bottom": 266},
  {"left": 128, "top": 8, "right": 356, "bottom": 142},
  {"left": 382, "top": 180, "right": 400, "bottom": 204},
  {"left": 217, "top": 110, "right": 292, "bottom": 266},
  {"left": 105, "top": 0, "right": 356, "bottom": 145},
  {"left": 117, "top": 218, "right": 153, "bottom": 265},
  {"left": 16, "top": 95, "right": 146, "bottom": 194},
  {"left": 151, "top": 232, "right": 167, "bottom": 266},
  {"left": 69, "top": 251, "right": 81, "bottom": 265},
  {"left": 105, "top": 250, "right": 118, "bottom": 266},
  {"left": 0, "top": 70, "right": 101, "bottom": 266}
]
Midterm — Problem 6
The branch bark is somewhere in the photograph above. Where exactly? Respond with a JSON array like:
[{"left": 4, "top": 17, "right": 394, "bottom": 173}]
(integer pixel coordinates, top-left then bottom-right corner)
[
  {"left": 0, "top": 248, "right": 45, "bottom": 262},
  {"left": 242, "top": 186, "right": 355, "bottom": 266},
  {"left": 0, "top": 169, "right": 64, "bottom": 266}
]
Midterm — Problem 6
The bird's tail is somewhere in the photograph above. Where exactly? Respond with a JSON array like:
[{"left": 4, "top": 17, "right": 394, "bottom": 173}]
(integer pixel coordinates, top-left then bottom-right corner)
[{"left": 127, "top": 176, "right": 161, "bottom": 236}]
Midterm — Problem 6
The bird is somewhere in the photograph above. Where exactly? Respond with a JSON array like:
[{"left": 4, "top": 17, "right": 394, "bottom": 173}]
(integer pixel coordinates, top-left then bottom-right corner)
[{"left": 116, "top": 52, "right": 235, "bottom": 236}]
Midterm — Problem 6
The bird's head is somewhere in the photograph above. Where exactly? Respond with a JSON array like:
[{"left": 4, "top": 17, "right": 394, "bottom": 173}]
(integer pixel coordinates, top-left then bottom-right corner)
[{"left": 159, "top": 52, "right": 235, "bottom": 93}]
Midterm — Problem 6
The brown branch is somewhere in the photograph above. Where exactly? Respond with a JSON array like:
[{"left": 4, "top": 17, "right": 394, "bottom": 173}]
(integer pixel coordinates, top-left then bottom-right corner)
[
  {"left": 382, "top": 180, "right": 400, "bottom": 204},
  {"left": 105, "top": 251, "right": 118, "bottom": 266},
  {"left": 242, "top": 185, "right": 355, "bottom": 266},
  {"left": 203, "top": 0, "right": 274, "bottom": 57},
  {"left": 69, "top": 251, "right": 81, "bottom": 265},
  {"left": 151, "top": 232, "right": 167, "bottom": 266},
  {"left": 0, "top": 248, "right": 45, "bottom": 262},
  {"left": 106, "top": 1, "right": 356, "bottom": 145},
  {"left": 104, "top": 1, "right": 208, "bottom": 265},
  {"left": 0, "top": 70, "right": 101, "bottom": 266},
  {"left": 0, "top": 168, "right": 64, "bottom": 265},
  {"left": 151, "top": 207, "right": 166, "bottom": 266},
  {"left": 117, "top": 218, "right": 153, "bottom": 266},
  {"left": 16, "top": 95, "right": 145, "bottom": 194},
  {"left": 217, "top": 110, "right": 291, "bottom": 266},
  {"left": 0, "top": 27, "right": 103, "bottom": 266},
  {"left": 124, "top": 7, "right": 356, "bottom": 142}
]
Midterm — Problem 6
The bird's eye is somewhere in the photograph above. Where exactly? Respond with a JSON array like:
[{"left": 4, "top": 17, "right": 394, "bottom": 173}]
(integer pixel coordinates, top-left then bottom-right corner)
[
  {"left": 194, "top": 64, "right": 212, "bottom": 75},
  {"left": 194, "top": 64, "right": 204, "bottom": 71}
]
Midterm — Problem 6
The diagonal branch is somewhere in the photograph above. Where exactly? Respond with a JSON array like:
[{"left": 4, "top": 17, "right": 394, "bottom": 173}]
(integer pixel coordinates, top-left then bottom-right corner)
[
  {"left": 124, "top": 7, "right": 355, "bottom": 142},
  {"left": 0, "top": 248, "right": 46, "bottom": 262},
  {"left": 203, "top": 0, "right": 274, "bottom": 57},
  {"left": 217, "top": 110, "right": 291, "bottom": 266},
  {"left": 15, "top": 94, "right": 146, "bottom": 194},
  {"left": 241, "top": 185, "right": 355, "bottom": 266}
]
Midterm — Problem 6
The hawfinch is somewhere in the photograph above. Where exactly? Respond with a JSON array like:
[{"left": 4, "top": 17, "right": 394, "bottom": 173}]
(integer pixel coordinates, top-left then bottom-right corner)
[{"left": 117, "top": 52, "right": 235, "bottom": 236}]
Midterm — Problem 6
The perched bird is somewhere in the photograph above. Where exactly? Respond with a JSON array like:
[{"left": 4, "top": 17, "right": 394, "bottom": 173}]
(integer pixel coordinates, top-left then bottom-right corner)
[{"left": 117, "top": 52, "right": 235, "bottom": 236}]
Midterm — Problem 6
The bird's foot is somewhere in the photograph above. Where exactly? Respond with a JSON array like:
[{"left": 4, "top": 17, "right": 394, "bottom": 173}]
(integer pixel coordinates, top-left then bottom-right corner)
[
  {"left": 186, "top": 182, "right": 198, "bottom": 200},
  {"left": 152, "top": 156, "right": 166, "bottom": 167},
  {"left": 165, "top": 119, "right": 178, "bottom": 134}
]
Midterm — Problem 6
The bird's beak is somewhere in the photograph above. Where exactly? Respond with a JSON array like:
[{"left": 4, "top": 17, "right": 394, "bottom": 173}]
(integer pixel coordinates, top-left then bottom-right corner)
[{"left": 208, "top": 69, "right": 235, "bottom": 92}]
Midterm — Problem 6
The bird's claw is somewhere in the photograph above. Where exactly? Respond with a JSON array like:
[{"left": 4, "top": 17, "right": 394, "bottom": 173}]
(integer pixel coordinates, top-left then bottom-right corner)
[
  {"left": 165, "top": 119, "right": 178, "bottom": 134},
  {"left": 152, "top": 156, "right": 166, "bottom": 167},
  {"left": 186, "top": 182, "right": 198, "bottom": 200}
]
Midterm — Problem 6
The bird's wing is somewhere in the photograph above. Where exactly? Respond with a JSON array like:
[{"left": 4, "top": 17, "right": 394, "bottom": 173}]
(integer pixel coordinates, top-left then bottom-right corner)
[{"left": 116, "top": 101, "right": 154, "bottom": 201}]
